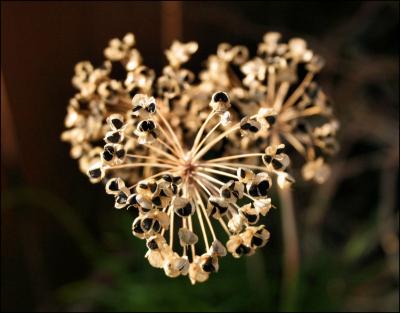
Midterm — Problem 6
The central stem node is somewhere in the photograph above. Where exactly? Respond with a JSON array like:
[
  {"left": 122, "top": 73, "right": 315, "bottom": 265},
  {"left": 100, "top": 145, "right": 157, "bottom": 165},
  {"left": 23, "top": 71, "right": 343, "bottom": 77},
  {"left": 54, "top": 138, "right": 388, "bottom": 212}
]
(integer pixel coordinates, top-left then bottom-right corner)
[{"left": 182, "top": 153, "right": 197, "bottom": 183}]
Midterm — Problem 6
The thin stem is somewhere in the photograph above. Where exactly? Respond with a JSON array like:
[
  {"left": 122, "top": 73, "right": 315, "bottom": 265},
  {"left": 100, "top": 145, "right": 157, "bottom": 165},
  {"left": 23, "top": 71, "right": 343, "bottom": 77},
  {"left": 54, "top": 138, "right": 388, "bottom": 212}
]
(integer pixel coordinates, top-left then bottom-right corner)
[
  {"left": 188, "top": 215, "right": 196, "bottom": 257},
  {"left": 156, "top": 108, "right": 185, "bottom": 155},
  {"left": 194, "top": 187, "right": 217, "bottom": 241},
  {"left": 190, "top": 110, "right": 216, "bottom": 155},
  {"left": 193, "top": 113, "right": 258, "bottom": 162},
  {"left": 192, "top": 120, "right": 221, "bottom": 156},
  {"left": 282, "top": 72, "right": 314, "bottom": 110},
  {"left": 193, "top": 176, "right": 212, "bottom": 196},
  {"left": 282, "top": 133, "right": 306, "bottom": 157},
  {"left": 193, "top": 124, "right": 240, "bottom": 162},
  {"left": 169, "top": 202, "right": 175, "bottom": 248},
  {"left": 105, "top": 163, "right": 175, "bottom": 171},
  {"left": 218, "top": 218, "right": 231, "bottom": 236},
  {"left": 144, "top": 144, "right": 179, "bottom": 163},
  {"left": 157, "top": 137, "right": 180, "bottom": 158},
  {"left": 199, "top": 163, "right": 237, "bottom": 172},
  {"left": 273, "top": 82, "right": 290, "bottom": 112},
  {"left": 195, "top": 171, "right": 224, "bottom": 186},
  {"left": 191, "top": 197, "right": 209, "bottom": 251},
  {"left": 157, "top": 122, "right": 183, "bottom": 157},
  {"left": 205, "top": 153, "right": 265, "bottom": 163},
  {"left": 206, "top": 162, "right": 268, "bottom": 172},
  {"left": 126, "top": 154, "right": 178, "bottom": 166},
  {"left": 198, "top": 167, "right": 237, "bottom": 180},
  {"left": 278, "top": 187, "right": 300, "bottom": 295}
]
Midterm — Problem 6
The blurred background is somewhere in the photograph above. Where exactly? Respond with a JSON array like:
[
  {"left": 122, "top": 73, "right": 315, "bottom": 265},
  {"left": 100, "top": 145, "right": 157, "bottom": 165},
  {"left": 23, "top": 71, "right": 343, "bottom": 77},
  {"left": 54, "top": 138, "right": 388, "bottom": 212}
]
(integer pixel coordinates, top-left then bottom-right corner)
[{"left": 1, "top": 1, "right": 399, "bottom": 312}]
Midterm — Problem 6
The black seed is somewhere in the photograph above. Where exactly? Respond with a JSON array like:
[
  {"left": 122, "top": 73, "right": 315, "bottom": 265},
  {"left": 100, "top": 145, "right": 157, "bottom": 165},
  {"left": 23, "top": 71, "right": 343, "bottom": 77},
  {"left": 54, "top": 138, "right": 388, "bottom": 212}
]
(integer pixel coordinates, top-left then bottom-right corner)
[
  {"left": 133, "top": 105, "right": 142, "bottom": 112},
  {"left": 111, "top": 118, "right": 124, "bottom": 129},
  {"left": 102, "top": 149, "right": 114, "bottom": 161},
  {"left": 149, "top": 183, "right": 157, "bottom": 193},
  {"left": 264, "top": 155, "right": 272, "bottom": 164},
  {"left": 116, "top": 191, "right": 128, "bottom": 204},
  {"left": 162, "top": 174, "right": 173, "bottom": 182},
  {"left": 272, "top": 159, "right": 283, "bottom": 170},
  {"left": 257, "top": 180, "right": 270, "bottom": 196},
  {"left": 147, "top": 121, "right": 155, "bottom": 131},
  {"left": 236, "top": 244, "right": 251, "bottom": 256},
  {"left": 89, "top": 168, "right": 102, "bottom": 178},
  {"left": 141, "top": 206, "right": 151, "bottom": 213},
  {"left": 248, "top": 185, "right": 259, "bottom": 197},
  {"left": 147, "top": 102, "right": 156, "bottom": 113},
  {"left": 147, "top": 239, "right": 158, "bottom": 250},
  {"left": 153, "top": 220, "right": 161, "bottom": 232},
  {"left": 276, "top": 147, "right": 284, "bottom": 154},
  {"left": 139, "top": 183, "right": 148, "bottom": 189},
  {"left": 107, "top": 131, "right": 121, "bottom": 143},
  {"left": 178, "top": 203, "right": 192, "bottom": 216},
  {"left": 219, "top": 206, "right": 228, "bottom": 215},
  {"left": 173, "top": 176, "right": 182, "bottom": 184},
  {"left": 266, "top": 115, "right": 276, "bottom": 125},
  {"left": 139, "top": 121, "right": 149, "bottom": 132},
  {"left": 251, "top": 236, "right": 264, "bottom": 247},
  {"left": 116, "top": 149, "right": 125, "bottom": 159},
  {"left": 133, "top": 221, "right": 144, "bottom": 234},
  {"left": 239, "top": 169, "right": 246, "bottom": 178},
  {"left": 142, "top": 218, "right": 153, "bottom": 231},
  {"left": 202, "top": 258, "right": 216, "bottom": 273},
  {"left": 213, "top": 92, "right": 228, "bottom": 103},
  {"left": 108, "top": 179, "right": 119, "bottom": 191},
  {"left": 159, "top": 190, "right": 167, "bottom": 197},
  {"left": 243, "top": 212, "right": 258, "bottom": 223},
  {"left": 211, "top": 207, "right": 217, "bottom": 216},
  {"left": 241, "top": 123, "right": 251, "bottom": 130},
  {"left": 171, "top": 184, "right": 178, "bottom": 194},
  {"left": 221, "top": 189, "right": 231, "bottom": 198},
  {"left": 232, "top": 190, "right": 239, "bottom": 198},
  {"left": 249, "top": 125, "right": 259, "bottom": 133},
  {"left": 152, "top": 196, "right": 161, "bottom": 206}
]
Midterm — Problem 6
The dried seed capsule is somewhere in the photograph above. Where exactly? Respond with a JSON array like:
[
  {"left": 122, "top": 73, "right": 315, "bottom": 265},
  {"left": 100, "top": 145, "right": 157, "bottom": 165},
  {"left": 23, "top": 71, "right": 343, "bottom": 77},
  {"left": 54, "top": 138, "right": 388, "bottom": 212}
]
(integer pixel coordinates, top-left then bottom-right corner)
[
  {"left": 114, "top": 187, "right": 130, "bottom": 209},
  {"left": 104, "top": 130, "right": 123, "bottom": 144},
  {"left": 207, "top": 196, "right": 229, "bottom": 218},
  {"left": 209, "top": 91, "right": 231, "bottom": 113},
  {"left": 237, "top": 168, "right": 255, "bottom": 184},
  {"left": 106, "top": 114, "right": 124, "bottom": 130},
  {"left": 239, "top": 204, "right": 259, "bottom": 225},
  {"left": 173, "top": 197, "right": 194, "bottom": 217},
  {"left": 87, "top": 163, "right": 104, "bottom": 183},
  {"left": 105, "top": 177, "right": 125, "bottom": 195},
  {"left": 240, "top": 116, "right": 261, "bottom": 137},
  {"left": 178, "top": 228, "right": 198, "bottom": 246}
]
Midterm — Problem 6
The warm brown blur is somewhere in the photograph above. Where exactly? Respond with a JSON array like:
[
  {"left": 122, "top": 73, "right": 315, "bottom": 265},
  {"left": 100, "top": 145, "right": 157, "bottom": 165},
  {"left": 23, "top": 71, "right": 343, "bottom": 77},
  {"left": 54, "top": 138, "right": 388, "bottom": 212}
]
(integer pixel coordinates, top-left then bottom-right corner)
[{"left": 1, "top": 1, "right": 398, "bottom": 312}]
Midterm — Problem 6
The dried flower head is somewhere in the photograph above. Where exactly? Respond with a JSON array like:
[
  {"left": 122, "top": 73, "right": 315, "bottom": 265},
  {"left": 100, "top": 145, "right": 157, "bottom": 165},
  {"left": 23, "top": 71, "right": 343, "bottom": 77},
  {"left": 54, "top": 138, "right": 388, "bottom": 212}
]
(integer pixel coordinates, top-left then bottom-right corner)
[
  {"left": 62, "top": 31, "right": 338, "bottom": 284},
  {"left": 84, "top": 91, "right": 290, "bottom": 284}
]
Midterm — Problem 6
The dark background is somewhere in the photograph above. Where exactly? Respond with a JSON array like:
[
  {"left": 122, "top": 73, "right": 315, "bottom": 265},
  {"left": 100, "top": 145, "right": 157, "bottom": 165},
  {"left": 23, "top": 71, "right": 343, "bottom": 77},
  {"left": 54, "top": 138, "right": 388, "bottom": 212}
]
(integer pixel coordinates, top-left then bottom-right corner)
[{"left": 1, "top": 1, "right": 399, "bottom": 312}]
